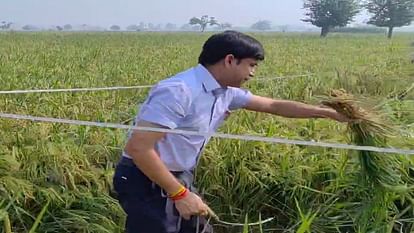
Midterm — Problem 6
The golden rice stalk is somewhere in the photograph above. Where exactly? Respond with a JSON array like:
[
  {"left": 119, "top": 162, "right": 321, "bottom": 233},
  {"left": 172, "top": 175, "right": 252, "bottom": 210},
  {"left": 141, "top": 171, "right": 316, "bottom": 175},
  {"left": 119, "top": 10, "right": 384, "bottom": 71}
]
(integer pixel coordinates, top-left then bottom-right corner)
[{"left": 321, "top": 89, "right": 407, "bottom": 191}]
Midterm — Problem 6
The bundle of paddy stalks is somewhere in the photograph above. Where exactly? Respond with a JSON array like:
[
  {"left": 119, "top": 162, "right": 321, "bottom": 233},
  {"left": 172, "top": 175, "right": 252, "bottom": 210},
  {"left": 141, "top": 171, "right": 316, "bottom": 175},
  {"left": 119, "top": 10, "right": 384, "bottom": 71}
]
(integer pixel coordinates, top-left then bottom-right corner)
[{"left": 321, "top": 89, "right": 409, "bottom": 191}]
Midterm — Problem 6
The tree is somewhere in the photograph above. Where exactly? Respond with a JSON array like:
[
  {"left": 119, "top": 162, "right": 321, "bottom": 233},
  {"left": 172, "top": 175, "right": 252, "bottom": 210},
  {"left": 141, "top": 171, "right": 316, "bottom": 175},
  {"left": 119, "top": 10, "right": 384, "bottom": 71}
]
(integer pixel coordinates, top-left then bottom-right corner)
[
  {"left": 138, "top": 22, "right": 147, "bottom": 30},
  {"left": 302, "top": 0, "right": 360, "bottom": 37},
  {"left": 63, "top": 24, "right": 72, "bottom": 30},
  {"left": 165, "top": 23, "right": 177, "bottom": 30},
  {"left": 110, "top": 25, "right": 121, "bottom": 31},
  {"left": 189, "top": 15, "right": 220, "bottom": 32},
  {"left": 220, "top": 22, "right": 232, "bottom": 29},
  {"left": 155, "top": 24, "right": 163, "bottom": 30},
  {"left": 126, "top": 24, "right": 140, "bottom": 31},
  {"left": 251, "top": 20, "right": 272, "bottom": 30},
  {"left": 0, "top": 21, "right": 12, "bottom": 30},
  {"left": 279, "top": 25, "right": 289, "bottom": 32},
  {"left": 22, "top": 25, "right": 37, "bottom": 31},
  {"left": 56, "top": 26, "right": 63, "bottom": 31},
  {"left": 366, "top": 0, "right": 414, "bottom": 38},
  {"left": 180, "top": 23, "right": 198, "bottom": 31},
  {"left": 148, "top": 23, "right": 155, "bottom": 30}
]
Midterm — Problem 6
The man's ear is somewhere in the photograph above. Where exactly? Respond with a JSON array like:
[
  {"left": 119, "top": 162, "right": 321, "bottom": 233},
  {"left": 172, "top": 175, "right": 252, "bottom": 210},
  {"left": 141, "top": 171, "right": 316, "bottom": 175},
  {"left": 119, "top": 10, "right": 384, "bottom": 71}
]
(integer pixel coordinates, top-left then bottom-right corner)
[{"left": 224, "top": 54, "right": 235, "bottom": 67}]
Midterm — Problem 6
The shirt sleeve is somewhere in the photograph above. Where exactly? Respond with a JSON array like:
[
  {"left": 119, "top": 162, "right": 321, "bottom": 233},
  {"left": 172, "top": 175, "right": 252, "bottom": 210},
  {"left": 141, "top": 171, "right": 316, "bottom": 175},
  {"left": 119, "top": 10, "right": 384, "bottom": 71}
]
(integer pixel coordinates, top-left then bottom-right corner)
[
  {"left": 228, "top": 87, "right": 253, "bottom": 110},
  {"left": 137, "top": 82, "right": 191, "bottom": 129}
]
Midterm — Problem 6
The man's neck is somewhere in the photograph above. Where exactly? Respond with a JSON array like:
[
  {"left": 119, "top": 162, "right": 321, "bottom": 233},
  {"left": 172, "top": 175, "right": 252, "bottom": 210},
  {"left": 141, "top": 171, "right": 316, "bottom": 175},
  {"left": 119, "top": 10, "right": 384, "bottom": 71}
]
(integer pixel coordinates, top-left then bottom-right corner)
[{"left": 204, "top": 64, "right": 226, "bottom": 88}]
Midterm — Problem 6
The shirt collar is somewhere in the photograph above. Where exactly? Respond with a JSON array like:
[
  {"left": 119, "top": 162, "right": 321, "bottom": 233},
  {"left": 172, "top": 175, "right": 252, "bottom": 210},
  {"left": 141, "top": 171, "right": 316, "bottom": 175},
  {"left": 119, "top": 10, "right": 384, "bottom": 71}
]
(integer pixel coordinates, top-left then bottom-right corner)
[{"left": 194, "top": 64, "right": 223, "bottom": 93}]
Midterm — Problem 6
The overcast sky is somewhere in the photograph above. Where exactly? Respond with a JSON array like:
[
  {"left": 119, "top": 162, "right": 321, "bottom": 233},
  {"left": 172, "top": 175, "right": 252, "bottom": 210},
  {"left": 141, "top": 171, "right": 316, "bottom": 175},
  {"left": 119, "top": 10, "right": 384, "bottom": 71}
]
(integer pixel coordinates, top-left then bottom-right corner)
[{"left": 2, "top": 0, "right": 371, "bottom": 28}]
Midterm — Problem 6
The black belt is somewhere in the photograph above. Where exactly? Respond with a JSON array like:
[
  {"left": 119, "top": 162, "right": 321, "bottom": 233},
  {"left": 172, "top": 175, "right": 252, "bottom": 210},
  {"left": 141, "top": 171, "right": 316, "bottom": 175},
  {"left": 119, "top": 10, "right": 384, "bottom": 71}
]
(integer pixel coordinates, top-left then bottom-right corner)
[{"left": 118, "top": 156, "right": 136, "bottom": 167}]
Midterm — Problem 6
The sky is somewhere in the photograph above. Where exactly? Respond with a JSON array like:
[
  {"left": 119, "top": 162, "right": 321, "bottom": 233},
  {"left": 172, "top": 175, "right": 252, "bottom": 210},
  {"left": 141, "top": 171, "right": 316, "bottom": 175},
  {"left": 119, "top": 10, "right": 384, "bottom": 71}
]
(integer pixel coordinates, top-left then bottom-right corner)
[{"left": 2, "top": 0, "right": 370, "bottom": 28}]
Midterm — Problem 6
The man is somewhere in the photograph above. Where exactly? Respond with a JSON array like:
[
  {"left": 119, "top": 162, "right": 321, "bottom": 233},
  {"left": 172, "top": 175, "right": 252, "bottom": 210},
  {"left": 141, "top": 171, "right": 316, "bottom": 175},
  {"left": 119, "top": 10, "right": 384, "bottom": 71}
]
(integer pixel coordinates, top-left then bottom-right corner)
[{"left": 113, "top": 30, "right": 348, "bottom": 233}]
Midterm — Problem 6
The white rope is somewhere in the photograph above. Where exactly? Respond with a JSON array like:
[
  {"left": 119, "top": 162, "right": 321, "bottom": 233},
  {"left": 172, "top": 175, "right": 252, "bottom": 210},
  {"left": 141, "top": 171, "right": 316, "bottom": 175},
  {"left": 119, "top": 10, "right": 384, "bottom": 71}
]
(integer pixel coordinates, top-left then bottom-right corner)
[
  {"left": 0, "top": 85, "right": 154, "bottom": 94},
  {"left": 0, "top": 112, "right": 413, "bottom": 155},
  {"left": 0, "top": 74, "right": 313, "bottom": 95}
]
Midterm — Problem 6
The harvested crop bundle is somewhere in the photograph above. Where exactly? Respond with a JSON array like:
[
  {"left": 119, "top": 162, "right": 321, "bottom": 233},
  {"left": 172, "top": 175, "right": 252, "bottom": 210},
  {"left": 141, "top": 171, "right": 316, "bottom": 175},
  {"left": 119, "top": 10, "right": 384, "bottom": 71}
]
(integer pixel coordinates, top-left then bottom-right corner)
[{"left": 321, "top": 89, "right": 407, "bottom": 190}]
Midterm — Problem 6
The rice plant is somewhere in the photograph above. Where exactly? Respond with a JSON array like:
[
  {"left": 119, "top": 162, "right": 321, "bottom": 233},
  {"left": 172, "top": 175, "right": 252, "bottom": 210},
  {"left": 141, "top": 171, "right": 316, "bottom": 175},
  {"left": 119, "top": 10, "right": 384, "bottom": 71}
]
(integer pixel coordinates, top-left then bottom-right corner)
[{"left": 0, "top": 32, "right": 413, "bottom": 232}]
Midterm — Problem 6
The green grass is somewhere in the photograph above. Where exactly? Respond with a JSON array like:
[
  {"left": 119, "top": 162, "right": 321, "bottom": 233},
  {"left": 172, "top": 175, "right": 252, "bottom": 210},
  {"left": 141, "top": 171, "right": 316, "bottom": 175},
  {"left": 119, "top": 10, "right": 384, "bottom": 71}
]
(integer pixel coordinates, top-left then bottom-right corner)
[{"left": 0, "top": 32, "right": 414, "bottom": 232}]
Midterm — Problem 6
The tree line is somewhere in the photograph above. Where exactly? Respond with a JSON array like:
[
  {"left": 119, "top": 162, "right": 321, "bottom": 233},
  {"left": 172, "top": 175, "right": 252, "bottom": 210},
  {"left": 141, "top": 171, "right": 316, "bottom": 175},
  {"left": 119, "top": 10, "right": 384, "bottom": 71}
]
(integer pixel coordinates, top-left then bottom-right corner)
[
  {"left": 1, "top": 0, "right": 414, "bottom": 38},
  {"left": 303, "top": 0, "right": 414, "bottom": 38}
]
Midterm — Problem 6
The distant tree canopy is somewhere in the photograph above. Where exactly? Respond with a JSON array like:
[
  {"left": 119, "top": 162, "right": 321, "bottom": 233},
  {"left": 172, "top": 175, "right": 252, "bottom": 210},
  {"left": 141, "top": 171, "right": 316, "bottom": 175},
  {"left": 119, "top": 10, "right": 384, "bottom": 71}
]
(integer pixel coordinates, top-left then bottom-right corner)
[
  {"left": 250, "top": 20, "right": 272, "bottom": 30},
  {"left": 0, "top": 21, "right": 12, "bottom": 30},
  {"left": 279, "top": 25, "right": 289, "bottom": 32},
  {"left": 180, "top": 24, "right": 199, "bottom": 31},
  {"left": 110, "top": 25, "right": 121, "bottom": 31},
  {"left": 165, "top": 23, "right": 177, "bottom": 30},
  {"left": 366, "top": 0, "right": 414, "bottom": 38},
  {"left": 126, "top": 24, "right": 140, "bottom": 31},
  {"left": 220, "top": 22, "right": 232, "bottom": 29},
  {"left": 189, "top": 15, "right": 219, "bottom": 32},
  {"left": 22, "top": 25, "right": 37, "bottom": 31},
  {"left": 63, "top": 24, "right": 72, "bottom": 30},
  {"left": 0, "top": 21, "right": 13, "bottom": 30},
  {"left": 302, "top": 0, "right": 360, "bottom": 37}
]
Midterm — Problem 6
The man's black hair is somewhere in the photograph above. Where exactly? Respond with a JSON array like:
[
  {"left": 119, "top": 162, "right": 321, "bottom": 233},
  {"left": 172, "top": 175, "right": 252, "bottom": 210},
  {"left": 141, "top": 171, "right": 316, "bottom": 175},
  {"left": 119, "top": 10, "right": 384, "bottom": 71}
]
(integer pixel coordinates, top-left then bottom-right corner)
[{"left": 198, "top": 30, "right": 265, "bottom": 66}]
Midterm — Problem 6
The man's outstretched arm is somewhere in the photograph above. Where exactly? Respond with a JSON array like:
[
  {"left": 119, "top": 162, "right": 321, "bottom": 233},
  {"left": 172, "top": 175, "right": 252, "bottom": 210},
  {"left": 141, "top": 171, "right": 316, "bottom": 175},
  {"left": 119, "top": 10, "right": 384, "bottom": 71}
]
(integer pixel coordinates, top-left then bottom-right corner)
[{"left": 243, "top": 95, "right": 349, "bottom": 122}]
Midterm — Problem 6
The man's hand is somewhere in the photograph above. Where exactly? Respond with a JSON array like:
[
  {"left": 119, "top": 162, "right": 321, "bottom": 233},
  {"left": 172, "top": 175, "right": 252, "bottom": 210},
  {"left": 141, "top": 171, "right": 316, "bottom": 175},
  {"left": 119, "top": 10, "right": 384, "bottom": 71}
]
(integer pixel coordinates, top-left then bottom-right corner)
[
  {"left": 324, "top": 108, "right": 352, "bottom": 123},
  {"left": 175, "top": 191, "right": 209, "bottom": 220}
]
